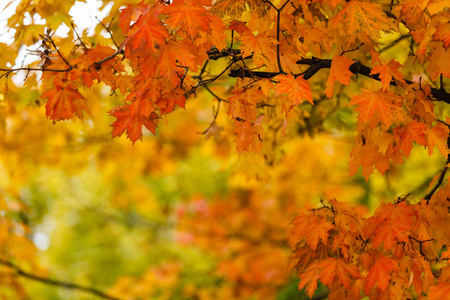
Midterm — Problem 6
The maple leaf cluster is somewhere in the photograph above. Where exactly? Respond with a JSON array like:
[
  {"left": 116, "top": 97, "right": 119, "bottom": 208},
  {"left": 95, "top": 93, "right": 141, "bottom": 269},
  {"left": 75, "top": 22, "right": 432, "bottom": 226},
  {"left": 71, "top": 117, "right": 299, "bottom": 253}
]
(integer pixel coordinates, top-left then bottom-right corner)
[{"left": 290, "top": 184, "right": 450, "bottom": 299}]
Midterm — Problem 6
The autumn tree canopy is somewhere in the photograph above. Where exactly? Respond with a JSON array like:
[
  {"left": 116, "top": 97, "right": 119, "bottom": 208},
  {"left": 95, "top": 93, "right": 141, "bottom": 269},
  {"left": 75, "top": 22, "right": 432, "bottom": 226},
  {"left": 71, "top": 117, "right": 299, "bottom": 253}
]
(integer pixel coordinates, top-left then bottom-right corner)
[{"left": 0, "top": 0, "right": 450, "bottom": 299}]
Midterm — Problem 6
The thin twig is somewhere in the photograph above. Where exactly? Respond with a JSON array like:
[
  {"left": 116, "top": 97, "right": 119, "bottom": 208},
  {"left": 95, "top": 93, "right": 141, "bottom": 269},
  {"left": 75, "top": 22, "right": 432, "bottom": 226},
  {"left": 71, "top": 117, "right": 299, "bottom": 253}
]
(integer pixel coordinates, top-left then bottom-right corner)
[
  {"left": 424, "top": 135, "right": 450, "bottom": 203},
  {"left": 71, "top": 22, "right": 88, "bottom": 50},
  {"left": 379, "top": 34, "right": 410, "bottom": 53},
  {"left": 409, "top": 236, "right": 434, "bottom": 260},
  {"left": 0, "top": 66, "right": 71, "bottom": 73},
  {"left": 93, "top": 50, "right": 123, "bottom": 69},
  {"left": 198, "top": 85, "right": 223, "bottom": 134},
  {"left": 96, "top": 17, "right": 120, "bottom": 49},
  {"left": 185, "top": 60, "right": 236, "bottom": 99},
  {"left": 341, "top": 43, "right": 364, "bottom": 56},
  {"left": 43, "top": 34, "right": 73, "bottom": 70},
  {"left": 0, "top": 259, "right": 122, "bottom": 300}
]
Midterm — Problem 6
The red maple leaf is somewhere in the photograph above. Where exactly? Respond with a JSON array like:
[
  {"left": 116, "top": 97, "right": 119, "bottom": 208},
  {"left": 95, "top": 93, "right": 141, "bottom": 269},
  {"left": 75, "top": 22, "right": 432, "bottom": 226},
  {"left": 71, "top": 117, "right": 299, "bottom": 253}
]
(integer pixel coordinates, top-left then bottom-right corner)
[
  {"left": 109, "top": 104, "right": 159, "bottom": 144},
  {"left": 155, "top": 90, "right": 186, "bottom": 115},
  {"left": 123, "top": 6, "right": 167, "bottom": 51},
  {"left": 119, "top": 2, "right": 149, "bottom": 34}
]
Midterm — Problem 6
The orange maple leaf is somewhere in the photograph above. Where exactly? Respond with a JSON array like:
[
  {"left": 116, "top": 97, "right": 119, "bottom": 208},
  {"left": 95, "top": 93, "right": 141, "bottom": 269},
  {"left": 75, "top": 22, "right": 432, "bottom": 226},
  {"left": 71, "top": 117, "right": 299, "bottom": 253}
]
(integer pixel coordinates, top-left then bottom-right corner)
[
  {"left": 227, "top": 88, "right": 259, "bottom": 122},
  {"left": 325, "top": 54, "right": 354, "bottom": 98},
  {"left": 330, "top": 1, "right": 392, "bottom": 45},
  {"left": 157, "top": 40, "right": 203, "bottom": 77},
  {"left": 319, "top": 258, "right": 361, "bottom": 289},
  {"left": 291, "top": 212, "right": 335, "bottom": 251},
  {"left": 394, "top": 120, "right": 427, "bottom": 157},
  {"left": 298, "top": 262, "right": 320, "bottom": 298},
  {"left": 299, "top": 258, "right": 361, "bottom": 298},
  {"left": 228, "top": 20, "right": 250, "bottom": 35},
  {"left": 233, "top": 119, "right": 263, "bottom": 153},
  {"left": 429, "top": 281, "right": 450, "bottom": 300},
  {"left": 371, "top": 222, "right": 411, "bottom": 249},
  {"left": 406, "top": 86, "right": 436, "bottom": 125},
  {"left": 427, "top": 45, "right": 450, "bottom": 80},
  {"left": 364, "top": 202, "right": 415, "bottom": 249},
  {"left": 164, "top": 0, "right": 211, "bottom": 38},
  {"left": 349, "top": 89, "right": 403, "bottom": 128},
  {"left": 41, "top": 85, "right": 89, "bottom": 121},
  {"left": 434, "top": 22, "right": 450, "bottom": 49},
  {"left": 411, "top": 25, "right": 436, "bottom": 57},
  {"left": 239, "top": 31, "right": 278, "bottom": 67},
  {"left": 274, "top": 75, "right": 313, "bottom": 113},
  {"left": 365, "top": 256, "right": 397, "bottom": 293},
  {"left": 425, "top": 122, "right": 450, "bottom": 157},
  {"left": 370, "top": 59, "right": 406, "bottom": 91}
]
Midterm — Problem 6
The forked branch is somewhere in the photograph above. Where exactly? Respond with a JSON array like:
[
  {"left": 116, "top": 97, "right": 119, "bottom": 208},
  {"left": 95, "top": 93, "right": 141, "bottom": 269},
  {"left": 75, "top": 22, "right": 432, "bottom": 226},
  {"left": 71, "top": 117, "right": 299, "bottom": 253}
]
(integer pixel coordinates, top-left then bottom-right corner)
[{"left": 265, "top": 0, "right": 290, "bottom": 74}]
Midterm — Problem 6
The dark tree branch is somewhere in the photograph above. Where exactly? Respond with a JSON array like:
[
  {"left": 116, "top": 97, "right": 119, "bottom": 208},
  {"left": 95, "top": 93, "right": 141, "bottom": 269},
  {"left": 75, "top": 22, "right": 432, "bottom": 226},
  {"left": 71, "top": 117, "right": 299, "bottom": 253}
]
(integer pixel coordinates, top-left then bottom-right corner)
[
  {"left": 228, "top": 57, "right": 450, "bottom": 103},
  {"left": 0, "top": 259, "right": 122, "bottom": 300},
  {"left": 93, "top": 49, "right": 123, "bottom": 69},
  {"left": 409, "top": 236, "right": 435, "bottom": 261}
]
